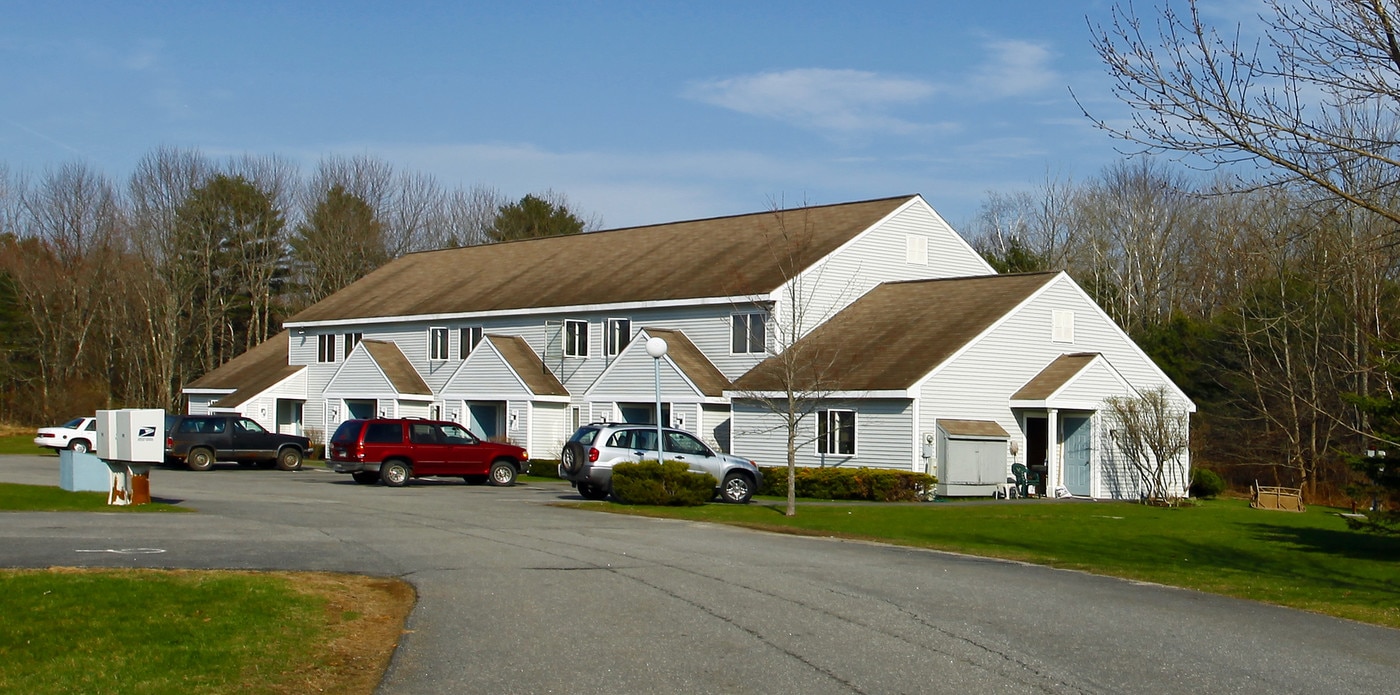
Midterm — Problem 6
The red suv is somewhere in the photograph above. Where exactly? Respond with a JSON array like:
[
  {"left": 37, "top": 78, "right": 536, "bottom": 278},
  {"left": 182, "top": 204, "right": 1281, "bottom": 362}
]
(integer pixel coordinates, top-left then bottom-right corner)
[{"left": 328, "top": 418, "right": 528, "bottom": 488}]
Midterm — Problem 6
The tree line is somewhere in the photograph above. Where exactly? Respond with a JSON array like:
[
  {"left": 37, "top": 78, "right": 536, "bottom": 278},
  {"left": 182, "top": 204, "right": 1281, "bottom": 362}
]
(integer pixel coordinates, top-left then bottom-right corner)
[{"left": 0, "top": 148, "right": 590, "bottom": 424}]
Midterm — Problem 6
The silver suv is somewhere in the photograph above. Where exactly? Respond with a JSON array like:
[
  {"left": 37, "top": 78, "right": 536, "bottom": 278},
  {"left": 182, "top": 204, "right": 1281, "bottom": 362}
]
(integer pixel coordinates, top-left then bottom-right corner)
[{"left": 559, "top": 423, "right": 762, "bottom": 504}]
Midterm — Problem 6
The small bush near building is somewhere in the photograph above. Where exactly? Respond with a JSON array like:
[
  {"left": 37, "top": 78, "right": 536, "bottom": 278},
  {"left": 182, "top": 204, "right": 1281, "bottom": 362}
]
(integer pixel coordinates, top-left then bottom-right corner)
[
  {"left": 1190, "top": 468, "right": 1227, "bottom": 499},
  {"left": 527, "top": 459, "right": 560, "bottom": 477},
  {"left": 611, "top": 460, "right": 716, "bottom": 506},
  {"left": 758, "top": 466, "right": 937, "bottom": 502}
]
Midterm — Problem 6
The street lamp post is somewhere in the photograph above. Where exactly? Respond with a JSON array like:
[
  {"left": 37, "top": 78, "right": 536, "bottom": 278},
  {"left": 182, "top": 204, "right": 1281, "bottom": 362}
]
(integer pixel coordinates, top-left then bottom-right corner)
[{"left": 645, "top": 337, "right": 668, "bottom": 465}]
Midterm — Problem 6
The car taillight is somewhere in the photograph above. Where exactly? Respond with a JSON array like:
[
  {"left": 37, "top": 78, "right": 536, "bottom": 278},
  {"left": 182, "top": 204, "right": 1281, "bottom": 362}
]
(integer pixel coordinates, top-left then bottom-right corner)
[
  {"left": 165, "top": 436, "right": 173, "bottom": 449},
  {"left": 588, "top": 447, "right": 599, "bottom": 462}
]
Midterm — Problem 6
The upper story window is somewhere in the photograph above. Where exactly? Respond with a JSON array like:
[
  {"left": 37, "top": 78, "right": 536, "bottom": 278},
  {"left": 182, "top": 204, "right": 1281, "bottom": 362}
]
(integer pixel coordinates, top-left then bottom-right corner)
[
  {"left": 905, "top": 234, "right": 929, "bottom": 265},
  {"left": 817, "top": 409, "right": 856, "bottom": 456},
  {"left": 1052, "top": 310, "right": 1075, "bottom": 343},
  {"left": 606, "top": 318, "right": 631, "bottom": 356},
  {"left": 460, "top": 326, "right": 483, "bottom": 359},
  {"left": 317, "top": 334, "right": 337, "bottom": 363},
  {"left": 343, "top": 332, "right": 362, "bottom": 358},
  {"left": 429, "top": 327, "right": 449, "bottom": 361},
  {"left": 731, "top": 312, "right": 768, "bottom": 354},
  {"left": 565, "top": 319, "right": 589, "bottom": 357}
]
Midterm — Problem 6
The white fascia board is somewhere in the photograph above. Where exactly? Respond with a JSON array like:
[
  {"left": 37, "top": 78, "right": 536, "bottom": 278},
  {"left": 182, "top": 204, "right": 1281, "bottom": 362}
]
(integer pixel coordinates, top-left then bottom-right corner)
[
  {"left": 397, "top": 393, "right": 436, "bottom": 403},
  {"left": 453, "top": 392, "right": 571, "bottom": 403},
  {"left": 183, "top": 388, "right": 236, "bottom": 396},
  {"left": 909, "top": 275, "right": 1059, "bottom": 392},
  {"left": 284, "top": 294, "right": 775, "bottom": 330},
  {"left": 725, "top": 389, "right": 913, "bottom": 400}
]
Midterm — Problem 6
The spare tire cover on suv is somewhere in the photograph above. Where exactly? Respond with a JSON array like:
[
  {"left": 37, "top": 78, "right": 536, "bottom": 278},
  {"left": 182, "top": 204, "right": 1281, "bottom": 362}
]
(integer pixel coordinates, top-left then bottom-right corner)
[{"left": 561, "top": 441, "right": 586, "bottom": 474}]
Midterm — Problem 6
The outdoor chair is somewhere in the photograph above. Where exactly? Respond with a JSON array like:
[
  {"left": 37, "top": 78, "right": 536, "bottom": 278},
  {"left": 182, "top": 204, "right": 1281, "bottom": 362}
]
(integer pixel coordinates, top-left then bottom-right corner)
[{"left": 1011, "top": 463, "right": 1041, "bottom": 498}]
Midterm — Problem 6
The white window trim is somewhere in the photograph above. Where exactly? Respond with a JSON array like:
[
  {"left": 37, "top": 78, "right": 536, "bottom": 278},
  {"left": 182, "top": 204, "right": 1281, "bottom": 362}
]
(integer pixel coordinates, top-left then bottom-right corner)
[
  {"left": 816, "top": 409, "right": 857, "bottom": 456},
  {"left": 605, "top": 317, "right": 631, "bottom": 357},
  {"left": 1052, "top": 310, "right": 1075, "bottom": 343},
  {"left": 564, "top": 319, "right": 589, "bottom": 358},
  {"left": 429, "top": 326, "right": 450, "bottom": 361},
  {"left": 460, "top": 326, "right": 483, "bottom": 359},
  {"left": 731, "top": 312, "right": 768, "bottom": 355},
  {"left": 317, "top": 334, "right": 337, "bottom": 364},
  {"left": 343, "top": 332, "right": 362, "bottom": 359}
]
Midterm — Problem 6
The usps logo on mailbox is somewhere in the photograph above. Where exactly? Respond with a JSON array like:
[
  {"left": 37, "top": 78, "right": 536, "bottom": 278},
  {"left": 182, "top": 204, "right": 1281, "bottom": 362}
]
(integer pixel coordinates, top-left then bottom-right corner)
[{"left": 138, "top": 426, "right": 157, "bottom": 440}]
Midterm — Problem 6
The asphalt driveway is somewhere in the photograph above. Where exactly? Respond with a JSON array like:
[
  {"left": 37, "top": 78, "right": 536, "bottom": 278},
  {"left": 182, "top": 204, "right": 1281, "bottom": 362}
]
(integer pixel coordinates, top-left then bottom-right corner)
[{"left": 1, "top": 455, "right": 1396, "bottom": 694}]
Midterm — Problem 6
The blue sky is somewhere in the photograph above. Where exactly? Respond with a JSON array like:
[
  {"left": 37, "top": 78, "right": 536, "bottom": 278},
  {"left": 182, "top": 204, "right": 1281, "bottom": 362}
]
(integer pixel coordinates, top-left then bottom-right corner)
[{"left": 2, "top": 0, "right": 1158, "bottom": 230}]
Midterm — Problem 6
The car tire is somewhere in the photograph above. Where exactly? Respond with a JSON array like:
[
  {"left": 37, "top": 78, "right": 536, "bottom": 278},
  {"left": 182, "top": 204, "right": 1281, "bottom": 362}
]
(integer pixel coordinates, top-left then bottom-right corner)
[
  {"left": 720, "top": 471, "right": 755, "bottom": 504},
  {"left": 561, "top": 441, "right": 586, "bottom": 475},
  {"left": 187, "top": 448, "right": 215, "bottom": 472},
  {"left": 69, "top": 439, "right": 91, "bottom": 455},
  {"left": 488, "top": 460, "right": 517, "bottom": 486},
  {"left": 381, "top": 460, "right": 411, "bottom": 487},
  {"left": 577, "top": 481, "right": 609, "bottom": 500},
  {"left": 352, "top": 471, "right": 380, "bottom": 484},
  {"left": 275, "top": 448, "right": 303, "bottom": 471}
]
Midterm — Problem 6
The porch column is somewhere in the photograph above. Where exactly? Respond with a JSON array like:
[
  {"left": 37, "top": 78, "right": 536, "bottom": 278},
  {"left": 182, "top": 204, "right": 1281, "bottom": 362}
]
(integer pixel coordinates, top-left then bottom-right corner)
[{"left": 1046, "top": 408, "right": 1059, "bottom": 496}]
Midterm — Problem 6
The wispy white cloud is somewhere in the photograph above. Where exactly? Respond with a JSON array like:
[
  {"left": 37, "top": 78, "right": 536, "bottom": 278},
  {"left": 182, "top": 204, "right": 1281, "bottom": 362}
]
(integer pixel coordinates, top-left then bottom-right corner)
[
  {"left": 682, "top": 68, "right": 943, "bottom": 134},
  {"left": 964, "top": 38, "right": 1060, "bottom": 99}
]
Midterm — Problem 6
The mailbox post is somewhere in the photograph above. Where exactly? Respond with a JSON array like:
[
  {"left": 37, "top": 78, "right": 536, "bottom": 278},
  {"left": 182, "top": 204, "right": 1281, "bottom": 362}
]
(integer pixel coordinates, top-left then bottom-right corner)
[{"left": 95, "top": 409, "right": 165, "bottom": 506}]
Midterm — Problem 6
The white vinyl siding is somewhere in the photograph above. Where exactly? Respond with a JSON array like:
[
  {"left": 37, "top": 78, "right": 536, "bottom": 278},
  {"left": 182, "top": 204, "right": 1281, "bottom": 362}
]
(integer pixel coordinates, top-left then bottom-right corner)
[
  {"left": 442, "top": 343, "right": 533, "bottom": 398},
  {"left": 731, "top": 399, "right": 912, "bottom": 470}
]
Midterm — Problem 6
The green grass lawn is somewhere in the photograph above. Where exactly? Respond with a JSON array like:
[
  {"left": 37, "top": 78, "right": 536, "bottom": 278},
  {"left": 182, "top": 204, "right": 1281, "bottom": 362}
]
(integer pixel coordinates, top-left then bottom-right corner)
[
  {"left": 0, "top": 569, "right": 411, "bottom": 694},
  {"left": 0, "top": 432, "right": 51, "bottom": 455},
  {"left": 0, "top": 482, "right": 190, "bottom": 512},
  {"left": 593, "top": 498, "right": 1400, "bottom": 628}
]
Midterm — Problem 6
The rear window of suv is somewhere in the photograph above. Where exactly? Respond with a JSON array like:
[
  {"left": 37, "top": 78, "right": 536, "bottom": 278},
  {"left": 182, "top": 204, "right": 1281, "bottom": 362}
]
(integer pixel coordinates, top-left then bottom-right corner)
[
  {"left": 570, "top": 426, "right": 600, "bottom": 446},
  {"left": 363, "top": 422, "right": 403, "bottom": 444},
  {"left": 332, "top": 421, "right": 363, "bottom": 444}
]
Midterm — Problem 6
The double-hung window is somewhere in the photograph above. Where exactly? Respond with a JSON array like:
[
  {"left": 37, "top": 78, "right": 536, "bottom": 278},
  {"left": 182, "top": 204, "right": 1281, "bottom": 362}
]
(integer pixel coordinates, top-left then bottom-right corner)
[
  {"left": 565, "top": 319, "right": 589, "bottom": 358},
  {"left": 731, "top": 312, "right": 768, "bottom": 354},
  {"left": 429, "top": 327, "right": 449, "bottom": 361},
  {"left": 460, "top": 326, "right": 483, "bottom": 359},
  {"left": 317, "top": 334, "right": 337, "bottom": 363},
  {"left": 343, "top": 332, "right": 362, "bottom": 358},
  {"left": 817, "top": 409, "right": 856, "bottom": 456},
  {"left": 606, "top": 318, "right": 631, "bottom": 356}
]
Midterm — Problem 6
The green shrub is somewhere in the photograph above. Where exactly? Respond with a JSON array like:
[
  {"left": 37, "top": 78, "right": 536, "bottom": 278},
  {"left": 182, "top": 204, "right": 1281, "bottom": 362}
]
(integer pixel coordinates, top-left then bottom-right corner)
[
  {"left": 526, "top": 459, "right": 560, "bottom": 477},
  {"left": 757, "top": 466, "right": 937, "bottom": 502},
  {"left": 1190, "top": 467, "right": 1227, "bottom": 499},
  {"left": 611, "top": 460, "right": 716, "bottom": 506}
]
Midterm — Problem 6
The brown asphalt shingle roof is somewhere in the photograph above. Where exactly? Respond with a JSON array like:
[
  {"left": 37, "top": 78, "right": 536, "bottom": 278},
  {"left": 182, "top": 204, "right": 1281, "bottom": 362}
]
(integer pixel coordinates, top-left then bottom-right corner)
[
  {"left": 1010, "top": 353, "right": 1100, "bottom": 401},
  {"left": 486, "top": 335, "right": 569, "bottom": 397},
  {"left": 643, "top": 328, "right": 730, "bottom": 397},
  {"left": 732, "top": 272, "right": 1060, "bottom": 393},
  {"left": 938, "top": 419, "right": 1010, "bottom": 437},
  {"left": 361, "top": 340, "right": 432, "bottom": 396},
  {"left": 185, "top": 331, "right": 304, "bottom": 407},
  {"left": 289, "top": 195, "right": 917, "bottom": 323}
]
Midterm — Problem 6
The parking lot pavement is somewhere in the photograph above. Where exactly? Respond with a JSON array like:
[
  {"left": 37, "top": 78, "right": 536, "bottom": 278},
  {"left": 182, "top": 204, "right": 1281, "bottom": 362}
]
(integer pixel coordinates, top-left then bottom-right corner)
[{"left": 2, "top": 454, "right": 1398, "bottom": 694}]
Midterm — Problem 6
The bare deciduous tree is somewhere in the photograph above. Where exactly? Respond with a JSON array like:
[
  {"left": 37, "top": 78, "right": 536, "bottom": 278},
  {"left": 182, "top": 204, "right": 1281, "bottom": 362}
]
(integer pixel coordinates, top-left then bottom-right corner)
[{"left": 1105, "top": 387, "right": 1192, "bottom": 504}]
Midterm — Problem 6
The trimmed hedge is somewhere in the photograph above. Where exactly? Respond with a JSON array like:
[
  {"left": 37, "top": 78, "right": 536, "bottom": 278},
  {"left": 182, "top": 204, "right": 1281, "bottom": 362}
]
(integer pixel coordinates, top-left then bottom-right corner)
[
  {"left": 611, "top": 460, "right": 717, "bottom": 506},
  {"left": 526, "top": 459, "right": 560, "bottom": 477},
  {"left": 758, "top": 466, "right": 937, "bottom": 502}
]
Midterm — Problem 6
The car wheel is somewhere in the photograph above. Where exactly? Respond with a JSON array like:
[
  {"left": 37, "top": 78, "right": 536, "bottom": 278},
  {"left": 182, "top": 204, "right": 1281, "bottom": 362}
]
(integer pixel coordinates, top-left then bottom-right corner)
[
  {"left": 381, "top": 460, "right": 411, "bottom": 487},
  {"left": 276, "top": 448, "right": 303, "bottom": 471},
  {"left": 187, "top": 448, "right": 215, "bottom": 472},
  {"left": 721, "top": 472, "right": 754, "bottom": 504},
  {"left": 351, "top": 471, "right": 380, "bottom": 484},
  {"left": 577, "top": 481, "right": 609, "bottom": 500},
  {"left": 488, "top": 460, "right": 517, "bottom": 486},
  {"left": 561, "top": 441, "right": 586, "bottom": 475},
  {"left": 69, "top": 439, "right": 91, "bottom": 455}
]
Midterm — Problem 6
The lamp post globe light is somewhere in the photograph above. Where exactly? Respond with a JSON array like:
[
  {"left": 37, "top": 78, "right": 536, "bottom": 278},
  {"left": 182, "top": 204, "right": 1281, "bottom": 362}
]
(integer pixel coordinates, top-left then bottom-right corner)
[{"left": 645, "top": 337, "right": 668, "bottom": 465}]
